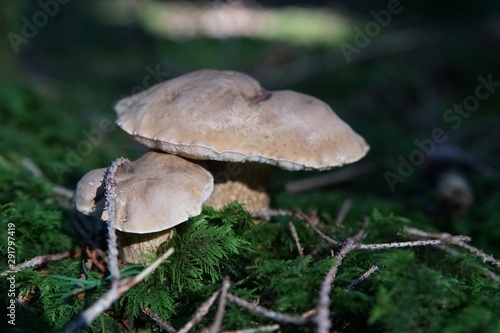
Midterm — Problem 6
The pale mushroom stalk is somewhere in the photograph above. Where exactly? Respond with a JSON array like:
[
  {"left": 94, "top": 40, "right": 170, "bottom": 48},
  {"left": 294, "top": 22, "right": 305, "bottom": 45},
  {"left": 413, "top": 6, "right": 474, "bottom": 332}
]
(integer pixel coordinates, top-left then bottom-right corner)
[
  {"left": 193, "top": 160, "right": 272, "bottom": 212},
  {"left": 116, "top": 230, "right": 174, "bottom": 263}
]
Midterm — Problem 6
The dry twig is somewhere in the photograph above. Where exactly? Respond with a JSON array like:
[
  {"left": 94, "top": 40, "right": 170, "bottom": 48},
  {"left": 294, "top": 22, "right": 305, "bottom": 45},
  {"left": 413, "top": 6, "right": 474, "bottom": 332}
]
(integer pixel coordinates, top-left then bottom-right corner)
[
  {"left": 483, "top": 271, "right": 500, "bottom": 284},
  {"left": 85, "top": 247, "right": 107, "bottom": 273},
  {"left": 296, "top": 210, "right": 339, "bottom": 246},
  {"left": 20, "top": 157, "right": 75, "bottom": 210},
  {"left": 103, "top": 158, "right": 127, "bottom": 283},
  {"left": 288, "top": 221, "right": 304, "bottom": 257},
  {"left": 357, "top": 239, "right": 442, "bottom": 250},
  {"left": 1, "top": 251, "right": 70, "bottom": 276},
  {"left": 252, "top": 208, "right": 340, "bottom": 247},
  {"left": 178, "top": 290, "right": 220, "bottom": 333},
  {"left": 221, "top": 324, "right": 280, "bottom": 333},
  {"left": 142, "top": 307, "right": 177, "bottom": 333},
  {"left": 285, "top": 162, "right": 377, "bottom": 194},
  {"left": 226, "top": 293, "right": 309, "bottom": 325},
  {"left": 314, "top": 230, "right": 365, "bottom": 333},
  {"left": 347, "top": 261, "right": 381, "bottom": 290},
  {"left": 207, "top": 277, "right": 231, "bottom": 333},
  {"left": 251, "top": 209, "right": 340, "bottom": 247},
  {"left": 335, "top": 199, "right": 353, "bottom": 227},
  {"left": 404, "top": 227, "right": 500, "bottom": 268},
  {"left": 251, "top": 208, "right": 293, "bottom": 221}
]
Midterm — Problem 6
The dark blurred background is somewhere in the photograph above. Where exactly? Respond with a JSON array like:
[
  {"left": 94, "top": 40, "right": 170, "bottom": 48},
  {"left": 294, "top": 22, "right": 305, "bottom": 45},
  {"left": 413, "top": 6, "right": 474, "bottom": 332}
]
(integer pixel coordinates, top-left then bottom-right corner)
[{"left": 1, "top": 0, "right": 499, "bottom": 253}]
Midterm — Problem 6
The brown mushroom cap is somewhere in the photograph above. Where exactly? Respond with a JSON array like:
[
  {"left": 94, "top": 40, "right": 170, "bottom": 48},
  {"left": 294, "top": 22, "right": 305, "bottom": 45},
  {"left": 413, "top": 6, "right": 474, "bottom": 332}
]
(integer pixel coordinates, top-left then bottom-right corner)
[
  {"left": 115, "top": 70, "right": 369, "bottom": 171},
  {"left": 73, "top": 152, "right": 214, "bottom": 234}
]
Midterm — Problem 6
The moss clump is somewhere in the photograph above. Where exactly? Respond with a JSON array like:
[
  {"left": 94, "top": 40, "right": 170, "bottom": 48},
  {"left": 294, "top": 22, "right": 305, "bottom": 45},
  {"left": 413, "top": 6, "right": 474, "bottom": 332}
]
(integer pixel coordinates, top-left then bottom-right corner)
[
  {"left": 2, "top": 192, "right": 500, "bottom": 333},
  {"left": 0, "top": 158, "right": 72, "bottom": 263}
]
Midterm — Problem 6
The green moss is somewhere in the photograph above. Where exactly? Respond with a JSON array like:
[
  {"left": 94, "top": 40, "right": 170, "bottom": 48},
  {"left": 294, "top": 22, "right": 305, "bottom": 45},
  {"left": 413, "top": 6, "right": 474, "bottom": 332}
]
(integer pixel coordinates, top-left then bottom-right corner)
[
  {"left": 0, "top": 158, "right": 71, "bottom": 264},
  {"left": 368, "top": 250, "right": 500, "bottom": 333}
]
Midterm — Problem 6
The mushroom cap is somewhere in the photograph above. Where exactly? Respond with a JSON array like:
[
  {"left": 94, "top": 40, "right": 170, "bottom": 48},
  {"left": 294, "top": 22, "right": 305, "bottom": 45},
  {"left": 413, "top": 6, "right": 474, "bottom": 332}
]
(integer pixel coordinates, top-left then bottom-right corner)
[
  {"left": 115, "top": 70, "right": 369, "bottom": 171},
  {"left": 73, "top": 152, "right": 214, "bottom": 234}
]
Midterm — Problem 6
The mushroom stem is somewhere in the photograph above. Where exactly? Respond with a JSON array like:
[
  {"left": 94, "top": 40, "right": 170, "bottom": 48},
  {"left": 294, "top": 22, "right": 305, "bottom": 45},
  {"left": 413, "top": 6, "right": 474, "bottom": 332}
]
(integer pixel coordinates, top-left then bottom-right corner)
[
  {"left": 117, "top": 229, "right": 175, "bottom": 264},
  {"left": 198, "top": 161, "right": 272, "bottom": 213}
]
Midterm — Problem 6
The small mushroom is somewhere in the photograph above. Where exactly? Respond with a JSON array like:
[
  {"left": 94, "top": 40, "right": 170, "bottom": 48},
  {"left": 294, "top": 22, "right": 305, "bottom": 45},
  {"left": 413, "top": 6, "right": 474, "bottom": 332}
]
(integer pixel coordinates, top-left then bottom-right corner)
[
  {"left": 73, "top": 151, "right": 214, "bottom": 263},
  {"left": 435, "top": 171, "right": 474, "bottom": 218},
  {"left": 114, "top": 70, "right": 369, "bottom": 212}
]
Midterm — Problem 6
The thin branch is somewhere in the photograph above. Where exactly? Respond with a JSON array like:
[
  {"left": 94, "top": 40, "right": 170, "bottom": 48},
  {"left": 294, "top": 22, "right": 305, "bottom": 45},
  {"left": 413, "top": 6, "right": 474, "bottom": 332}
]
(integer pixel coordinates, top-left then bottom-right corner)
[
  {"left": 62, "top": 248, "right": 174, "bottom": 333},
  {"left": 1, "top": 251, "right": 70, "bottom": 276},
  {"left": 226, "top": 293, "right": 309, "bottom": 325},
  {"left": 103, "top": 157, "right": 128, "bottom": 283},
  {"left": 301, "top": 308, "right": 317, "bottom": 318},
  {"left": 347, "top": 261, "right": 381, "bottom": 290},
  {"left": 404, "top": 227, "right": 500, "bottom": 268},
  {"left": 221, "top": 324, "right": 280, "bottom": 333},
  {"left": 357, "top": 239, "right": 442, "bottom": 250},
  {"left": 296, "top": 211, "right": 339, "bottom": 246},
  {"left": 314, "top": 230, "right": 364, "bottom": 333},
  {"left": 53, "top": 185, "right": 75, "bottom": 211},
  {"left": 21, "top": 157, "right": 44, "bottom": 178},
  {"left": 404, "top": 227, "right": 470, "bottom": 242},
  {"left": 252, "top": 209, "right": 340, "bottom": 247},
  {"left": 285, "top": 162, "right": 377, "bottom": 194},
  {"left": 288, "top": 221, "right": 304, "bottom": 257},
  {"left": 52, "top": 185, "right": 75, "bottom": 201},
  {"left": 20, "top": 157, "right": 75, "bottom": 210},
  {"left": 178, "top": 289, "right": 220, "bottom": 333},
  {"left": 142, "top": 307, "right": 177, "bottom": 333},
  {"left": 123, "top": 249, "right": 175, "bottom": 289},
  {"left": 451, "top": 243, "right": 500, "bottom": 268},
  {"left": 483, "top": 270, "right": 500, "bottom": 284},
  {"left": 432, "top": 243, "right": 462, "bottom": 256},
  {"left": 208, "top": 277, "right": 231, "bottom": 333},
  {"left": 335, "top": 199, "right": 353, "bottom": 227},
  {"left": 251, "top": 208, "right": 293, "bottom": 221},
  {"left": 85, "top": 248, "right": 107, "bottom": 273}
]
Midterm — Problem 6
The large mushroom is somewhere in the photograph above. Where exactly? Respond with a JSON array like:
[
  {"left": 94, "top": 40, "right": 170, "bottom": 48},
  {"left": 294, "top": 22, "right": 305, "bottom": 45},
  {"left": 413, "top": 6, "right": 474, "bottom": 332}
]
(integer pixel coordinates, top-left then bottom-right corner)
[
  {"left": 73, "top": 151, "right": 214, "bottom": 263},
  {"left": 114, "top": 69, "right": 369, "bottom": 212}
]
